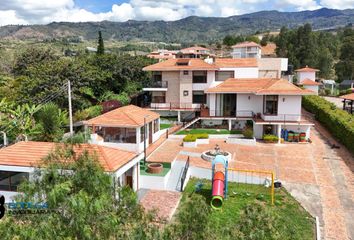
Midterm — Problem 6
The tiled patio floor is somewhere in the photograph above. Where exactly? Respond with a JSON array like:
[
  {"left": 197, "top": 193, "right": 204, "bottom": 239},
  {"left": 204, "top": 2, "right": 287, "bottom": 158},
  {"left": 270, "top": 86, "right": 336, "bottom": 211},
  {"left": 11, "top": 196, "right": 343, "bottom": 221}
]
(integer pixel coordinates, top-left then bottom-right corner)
[{"left": 146, "top": 117, "right": 354, "bottom": 239}]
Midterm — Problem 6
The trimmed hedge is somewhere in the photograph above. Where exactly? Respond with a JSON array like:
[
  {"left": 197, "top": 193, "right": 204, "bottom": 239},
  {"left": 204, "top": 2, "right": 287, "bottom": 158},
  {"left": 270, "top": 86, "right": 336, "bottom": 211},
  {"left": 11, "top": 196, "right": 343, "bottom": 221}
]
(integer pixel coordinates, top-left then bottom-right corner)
[
  {"left": 302, "top": 95, "right": 354, "bottom": 154},
  {"left": 183, "top": 133, "right": 209, "bottom": 142},
  {"left": 242, "top": 128, "right": 254, "bottom": 139},
  {"left": 263, "top": 134, "right": 279, "bottom": 143}
]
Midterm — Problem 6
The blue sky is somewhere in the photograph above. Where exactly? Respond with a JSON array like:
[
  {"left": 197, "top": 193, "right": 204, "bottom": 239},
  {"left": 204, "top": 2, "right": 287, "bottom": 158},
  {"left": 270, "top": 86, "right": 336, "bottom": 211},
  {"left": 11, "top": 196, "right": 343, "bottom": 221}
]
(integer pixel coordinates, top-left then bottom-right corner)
[{"left": 0, "top": 0, "right": 352, "bottom": 26}]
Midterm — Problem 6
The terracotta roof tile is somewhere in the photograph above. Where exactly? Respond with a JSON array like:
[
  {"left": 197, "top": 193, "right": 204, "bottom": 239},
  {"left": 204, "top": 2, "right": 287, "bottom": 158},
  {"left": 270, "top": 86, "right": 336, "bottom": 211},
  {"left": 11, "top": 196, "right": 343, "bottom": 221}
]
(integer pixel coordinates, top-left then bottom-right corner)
[
  {"left": 295, "top": 66, "right": 319, "bottom": 72},
  {"left": 143, "top": 58, "right": 218, "bottom": 71},
  {"left": 340, "top": 93, "right": 354, "bottom": 101},
  {"left": 300, "top": 78, "right": 321, "bottom": 86},
  {"left": 205, "top": 78, "right": 315, "bottom": 95},
  {"left": 84, "top": 105, "right": 159, "bottom": 127},
  {"left": 0, "top": 141, "right": 137, "bottom": 172},
  {"left": 214, "top": 58, "right": 258, "bottom": 68},
  {"left": 232, "top": 41, "right": 261, "bottom": 48},
  {"left": 180, "top": 46, "right": 210, "bottom": 53}
]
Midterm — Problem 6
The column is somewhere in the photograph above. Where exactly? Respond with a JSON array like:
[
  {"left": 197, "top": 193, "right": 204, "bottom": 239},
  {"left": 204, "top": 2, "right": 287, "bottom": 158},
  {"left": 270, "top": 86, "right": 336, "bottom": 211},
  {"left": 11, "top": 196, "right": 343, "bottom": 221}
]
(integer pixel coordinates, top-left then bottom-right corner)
[
  {"left": 177, "top": 111, "right": 181, "bottom": 123},
  {"left": 277, "top": 124, "right": 282, "bottom": 144},
  {"left": 228, "top": 119, "right": 232, "bottom": 131},
  {"left": 136, "top": 127, "right": 141, "bottom": 153}
]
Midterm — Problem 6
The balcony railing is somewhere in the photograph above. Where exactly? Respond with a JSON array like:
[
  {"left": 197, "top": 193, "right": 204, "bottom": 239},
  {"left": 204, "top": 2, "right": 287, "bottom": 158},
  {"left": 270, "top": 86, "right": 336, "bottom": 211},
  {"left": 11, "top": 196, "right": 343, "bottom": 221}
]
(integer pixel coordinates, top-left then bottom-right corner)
[
  {"left": 149, "top": 81, "right": 168, "bottom": 88},
  {"left": 255, "top": 114, "right": 303, "bottom": 123},
  {"left": 201, "top": 109, "right": 254, "bottom": 118},
  {"left": 147, "top": 102, "right": 201, "bottom": 110}
]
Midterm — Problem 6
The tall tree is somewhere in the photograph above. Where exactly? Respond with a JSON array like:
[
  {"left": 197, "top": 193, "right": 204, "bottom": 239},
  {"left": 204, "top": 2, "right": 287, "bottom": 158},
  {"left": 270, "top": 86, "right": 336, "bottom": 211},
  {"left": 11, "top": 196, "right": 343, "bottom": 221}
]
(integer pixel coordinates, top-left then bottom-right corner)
[
  {"left": 97, "top": 31, "right": 105, "bottom": 55},
  {"left": 335, "top": 28, "right": 354, "bottom": 81}
]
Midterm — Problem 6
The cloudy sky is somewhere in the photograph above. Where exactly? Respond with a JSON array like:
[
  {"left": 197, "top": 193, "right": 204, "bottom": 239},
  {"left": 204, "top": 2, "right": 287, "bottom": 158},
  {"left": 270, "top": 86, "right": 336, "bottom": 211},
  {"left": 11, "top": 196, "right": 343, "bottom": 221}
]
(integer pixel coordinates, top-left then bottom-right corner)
[{"left": 0, "top": 0, "right": 353, "bottom": 26}]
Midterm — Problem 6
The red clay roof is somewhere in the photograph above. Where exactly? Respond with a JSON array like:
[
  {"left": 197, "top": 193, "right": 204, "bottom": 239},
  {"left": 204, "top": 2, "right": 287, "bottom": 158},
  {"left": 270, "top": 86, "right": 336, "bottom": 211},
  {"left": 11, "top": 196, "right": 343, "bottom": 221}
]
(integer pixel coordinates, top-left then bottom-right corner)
[
  {"left": 84, "top": 105, "right": 159, "bottom": 127},
  {"left": 180, "top": 46, "right": 210, "bottom": 53},
  {"left": 214, "top": 58, "right": 258, "bottom": 68},
  {"left": 205, "top": 78, "right": 315, "bottom": 95},
  {"left": 295, "top": 66, "right": 319, "bottom": 72},
  {"left": 143, "top": 58, "right": 218, "bottom": 71},
  {"left": 340, "top": 93, "right": 354, "bottom": 101},
  {"left": 232, "top": 41, "right": 261, "bottom": 48},
  {"left": 0, "top": 141, "right": 137, "bottom": 172},
  {"left": 300, "top": 78, "right": 321, "bottom": 86},
  {"left": 261, "top": 43, "right": 276, "bottom": 55}
]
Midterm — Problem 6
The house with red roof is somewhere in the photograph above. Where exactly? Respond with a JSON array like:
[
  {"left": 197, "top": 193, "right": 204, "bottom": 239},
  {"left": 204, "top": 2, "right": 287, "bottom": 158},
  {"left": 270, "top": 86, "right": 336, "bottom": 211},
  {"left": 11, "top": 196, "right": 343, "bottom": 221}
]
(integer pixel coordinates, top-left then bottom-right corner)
[
  {"left": 83, "top": 105, "right": 164, "bottom": 153},
  {"left": 0, "top": 141, "right": 141, "bottom": 202}
]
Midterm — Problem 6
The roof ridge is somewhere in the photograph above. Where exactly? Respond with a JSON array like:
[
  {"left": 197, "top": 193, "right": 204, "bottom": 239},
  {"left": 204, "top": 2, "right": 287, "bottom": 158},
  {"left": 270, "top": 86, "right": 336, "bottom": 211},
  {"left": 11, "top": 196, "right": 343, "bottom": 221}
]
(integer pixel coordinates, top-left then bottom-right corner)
[{"left": 96, "top": 145, "right": 113, "bottom": 171}]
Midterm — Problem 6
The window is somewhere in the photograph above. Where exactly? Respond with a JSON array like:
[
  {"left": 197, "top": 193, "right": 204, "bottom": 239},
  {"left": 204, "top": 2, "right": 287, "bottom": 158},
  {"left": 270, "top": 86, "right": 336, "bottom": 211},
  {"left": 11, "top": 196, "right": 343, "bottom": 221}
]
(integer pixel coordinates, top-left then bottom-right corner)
[
  {"left": 151, "top": 92, "right": 166, "bottom": 103},
  {"left": 263, "top": 95, "right": 278, "bottom": 115},
  {"left": 101, "top": 127, "right": 137, "bottom": 143},
  {"left": 152, "top": 71, "right": 162, "bottom": 82},
  {"left": 140, "top": 127, "right": 145, "bottom": 142},
  {"left": 216, "top": 71, "right": 234, "bottom": 81},
  {"left": 192, "top": 91, "right": 206, "bottom": 104},
  {"left": 153, "top": 119, "right": 159, "bottom": 133},
  {"left": 183, "top": 70, "right": 189, "bottom": 75},
  {"left": 0, "top": 171, "right": 29, "bottom": 191},
  {"left": 192, "top": 71, "right": 207, "bottom": 83}
]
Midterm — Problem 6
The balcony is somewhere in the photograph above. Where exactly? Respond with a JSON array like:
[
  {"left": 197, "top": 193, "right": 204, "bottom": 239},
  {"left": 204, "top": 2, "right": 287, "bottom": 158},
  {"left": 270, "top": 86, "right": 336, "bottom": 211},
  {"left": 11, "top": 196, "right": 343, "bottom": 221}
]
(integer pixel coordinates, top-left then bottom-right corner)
[
  {"left": 143, "top": 81, "right": 168, "bottom": 91},
  {"left": 253, "top": 113, "right": 312, "bottom": 125},
  {"left": 200, "top": 109, "right": 254, "bottom": 118}
]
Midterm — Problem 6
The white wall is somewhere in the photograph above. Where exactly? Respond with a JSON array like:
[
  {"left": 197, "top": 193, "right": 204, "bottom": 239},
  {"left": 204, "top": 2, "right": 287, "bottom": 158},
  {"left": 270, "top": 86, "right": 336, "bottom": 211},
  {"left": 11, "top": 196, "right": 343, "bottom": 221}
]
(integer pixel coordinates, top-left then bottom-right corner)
[
  {"left": 304, "top": 85, "right": 319, "bottom": 95},
  {"left": 139, "top": 170, "right": 171, "bottom": 190},
  {"left": 262, "top": 95, "right": 302, "bottom": 122},
  {"left": 298, "top": 72, "right": 316, "bottom": 82},
  {"left": 218, "top": 67, "right": 258, "bottom": 79},
  {"left": 253, "top": 124, "right": 263, "bottom": 139},
  {"left": 237, "top": 94, "right": 263, "bottom": 115}
]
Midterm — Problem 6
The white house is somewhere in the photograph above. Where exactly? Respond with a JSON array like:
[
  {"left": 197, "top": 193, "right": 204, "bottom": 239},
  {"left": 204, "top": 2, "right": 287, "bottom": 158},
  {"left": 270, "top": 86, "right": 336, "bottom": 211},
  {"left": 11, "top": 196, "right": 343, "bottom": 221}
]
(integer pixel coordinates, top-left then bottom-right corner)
[
  {"left": 84, "top": 105, "right": 165, "bottom": 153},
  {"left": 295, "top": 66, "right": 321, "bottom": 94},
  {"left": 0, "top": 141, "right": 141, "bottom": 203},
  {"left": 231, "top": 41, "right": 261, "bottom": 59}
]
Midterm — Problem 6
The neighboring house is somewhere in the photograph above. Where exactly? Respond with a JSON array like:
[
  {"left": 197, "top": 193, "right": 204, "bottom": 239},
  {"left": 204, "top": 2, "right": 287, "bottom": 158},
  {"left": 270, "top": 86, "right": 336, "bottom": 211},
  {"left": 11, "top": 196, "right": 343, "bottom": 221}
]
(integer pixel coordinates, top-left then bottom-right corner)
[
  {"left": 231, "top": 41, "right": 261, "bottom": 59},
  {"left": 177, "top": 46, "right": 211, "bottom": 58},
  {"left": 204, "top": 78, "right": 314, "bottom": 140},
  {"left": 258, "top": 58, "right": 288, "bottom": 79},
  {"left": 84, "top": 105, "right": 164, "bottom": 153},
  {"left": 147, "top": 49, "right": 176, "bottom": 61},
  {"left": 295, "top": 66, "right": 321, "bottom": 94},
  {"left": 261, "top": 43, "right": 277, "bottom": 58},
  {"left": 339, "top": 80, "right": 354, "bottom": 90},
  {"left": 0, "top": 141, "right": 141, "bottom": 202}
]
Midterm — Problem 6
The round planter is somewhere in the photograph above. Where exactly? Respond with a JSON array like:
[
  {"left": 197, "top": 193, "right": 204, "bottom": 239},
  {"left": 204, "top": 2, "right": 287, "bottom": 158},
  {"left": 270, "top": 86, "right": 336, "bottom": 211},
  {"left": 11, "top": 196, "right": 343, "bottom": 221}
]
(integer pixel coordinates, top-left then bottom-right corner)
[{"left": 147, "top": 163, "right": 163, "bottom": 174}]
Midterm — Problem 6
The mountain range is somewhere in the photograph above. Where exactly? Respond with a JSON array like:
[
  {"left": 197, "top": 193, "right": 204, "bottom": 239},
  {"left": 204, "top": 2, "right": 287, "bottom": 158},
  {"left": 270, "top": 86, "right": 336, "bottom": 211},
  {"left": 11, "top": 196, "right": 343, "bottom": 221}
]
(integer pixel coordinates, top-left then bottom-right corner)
[{"left": 0, "top": 8, "right": 353, "bottom": 43}]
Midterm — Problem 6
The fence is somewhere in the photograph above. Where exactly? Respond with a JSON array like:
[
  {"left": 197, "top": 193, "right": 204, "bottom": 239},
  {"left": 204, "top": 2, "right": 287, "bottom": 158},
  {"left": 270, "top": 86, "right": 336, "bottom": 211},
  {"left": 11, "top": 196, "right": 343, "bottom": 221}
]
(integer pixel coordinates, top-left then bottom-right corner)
[{"left": 227, "top": 168, "right": 275, "bottom": 205}]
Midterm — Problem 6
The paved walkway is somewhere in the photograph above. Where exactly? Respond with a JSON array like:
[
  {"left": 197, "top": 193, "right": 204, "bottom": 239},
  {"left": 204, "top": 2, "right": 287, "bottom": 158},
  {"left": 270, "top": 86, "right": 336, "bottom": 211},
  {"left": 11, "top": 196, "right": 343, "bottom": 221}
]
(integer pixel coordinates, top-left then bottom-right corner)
[
  {"left": 139, "top": 190, "right": 181, "bottom": 223},
  {"left": 323, "top": 96, "right": 343, "bottom": 108},
  {"left": 146, "top": 122, "right": 354, "bottom": 239}
]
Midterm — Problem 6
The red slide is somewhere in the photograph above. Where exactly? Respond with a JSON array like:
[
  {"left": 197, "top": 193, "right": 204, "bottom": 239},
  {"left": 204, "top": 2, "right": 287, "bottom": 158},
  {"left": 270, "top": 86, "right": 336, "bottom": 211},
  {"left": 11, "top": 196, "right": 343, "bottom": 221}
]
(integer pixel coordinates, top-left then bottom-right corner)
[{"left": 211, "top": 171, "right": 225, "bottom": 209}]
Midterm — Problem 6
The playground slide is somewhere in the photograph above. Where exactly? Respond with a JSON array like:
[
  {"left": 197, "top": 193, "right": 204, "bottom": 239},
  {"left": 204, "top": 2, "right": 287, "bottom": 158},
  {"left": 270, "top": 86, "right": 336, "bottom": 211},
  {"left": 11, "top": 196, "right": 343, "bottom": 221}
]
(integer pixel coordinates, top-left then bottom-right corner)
[{"left": 211, "top": 171, "right": 225, "bottom": 209}]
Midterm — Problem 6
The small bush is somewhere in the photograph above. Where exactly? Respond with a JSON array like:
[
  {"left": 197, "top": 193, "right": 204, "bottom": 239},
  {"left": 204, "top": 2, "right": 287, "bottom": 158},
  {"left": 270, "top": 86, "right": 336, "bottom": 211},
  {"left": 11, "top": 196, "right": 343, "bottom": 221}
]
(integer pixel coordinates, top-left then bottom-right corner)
[
  {"left": 195, "top": 133, "right": 209, "bottom": 139},
  {"left": 242, "top": 128, "right": 254, "bottom": 139},
  {"left": 263, "top": 134, "right": 279, "bottom": 143},
  {"left": 183, "top": 134, "right": 197, "bottom": 142}
]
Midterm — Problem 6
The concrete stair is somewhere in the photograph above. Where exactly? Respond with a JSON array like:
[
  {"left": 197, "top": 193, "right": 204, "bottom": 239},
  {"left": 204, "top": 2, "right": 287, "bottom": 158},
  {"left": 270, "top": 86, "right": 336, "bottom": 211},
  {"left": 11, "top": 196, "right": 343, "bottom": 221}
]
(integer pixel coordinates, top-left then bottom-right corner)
[
  {"left": 180, "top": 117, "right": 200, "bottom": 131},
  {"left": 166, "top": 160, "right": 189, "bottom": 191}
]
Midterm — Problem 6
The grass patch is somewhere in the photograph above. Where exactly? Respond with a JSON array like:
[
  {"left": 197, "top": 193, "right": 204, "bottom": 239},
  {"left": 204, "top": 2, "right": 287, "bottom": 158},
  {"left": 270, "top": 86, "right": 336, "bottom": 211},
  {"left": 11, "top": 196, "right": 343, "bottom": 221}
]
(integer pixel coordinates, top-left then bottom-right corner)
[
  {"left": 176, "top": 128, "right": 242, "bottom": 135},
  {"left": 160, "top": 123, "right": 172, "bottom": 130},
  {"left": 139, "top": 161, "right": 171, "bottom": 177},
  {"left": 174, "top": 178, "right": 315, "bottom": 239}
]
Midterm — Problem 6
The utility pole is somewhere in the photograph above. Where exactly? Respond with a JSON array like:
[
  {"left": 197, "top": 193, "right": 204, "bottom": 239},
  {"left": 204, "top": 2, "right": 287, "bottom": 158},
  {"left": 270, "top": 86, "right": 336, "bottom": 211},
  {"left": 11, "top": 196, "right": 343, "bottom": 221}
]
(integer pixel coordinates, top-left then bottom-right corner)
[{"left": 68, "top": 80, "right": 74, "bottom": 136}]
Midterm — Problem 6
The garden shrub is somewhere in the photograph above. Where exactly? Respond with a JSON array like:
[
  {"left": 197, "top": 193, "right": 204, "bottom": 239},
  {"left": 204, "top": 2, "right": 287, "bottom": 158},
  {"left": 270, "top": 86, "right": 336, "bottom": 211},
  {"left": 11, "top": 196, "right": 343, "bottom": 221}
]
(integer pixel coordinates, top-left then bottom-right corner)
[
  {"left": 242, "top": 128, "right": 254, "bottom": 139},
  {"left": 183, "top": 134, "right": 197, "bottom": 142},
  {"left": 183, "top": 133, "right": 209, "bottom": 142},
  {"left": 302, "top": 95, "right": 354, "bottom": 154},
  {"left": 263, "top": 134, "right": 279, "bottom": 143}
]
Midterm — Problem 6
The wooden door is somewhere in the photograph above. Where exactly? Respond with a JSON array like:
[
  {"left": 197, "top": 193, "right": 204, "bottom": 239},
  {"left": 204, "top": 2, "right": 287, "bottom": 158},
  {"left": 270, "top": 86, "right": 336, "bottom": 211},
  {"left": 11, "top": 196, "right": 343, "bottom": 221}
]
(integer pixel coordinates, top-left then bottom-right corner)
[
  {"left": 149, "top": 122, "right": 153, "bottom": 144},
  {"left": 126, "top": 175, "right": 133, "bottom": 188}
]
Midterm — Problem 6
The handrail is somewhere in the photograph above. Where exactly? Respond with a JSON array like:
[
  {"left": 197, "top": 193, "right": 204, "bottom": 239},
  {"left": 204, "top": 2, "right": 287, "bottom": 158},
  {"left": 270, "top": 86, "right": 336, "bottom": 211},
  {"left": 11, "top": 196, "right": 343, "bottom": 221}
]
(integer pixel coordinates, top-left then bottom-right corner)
[{"left": 180, "top": 156, "right": 190, "bottom": 192}]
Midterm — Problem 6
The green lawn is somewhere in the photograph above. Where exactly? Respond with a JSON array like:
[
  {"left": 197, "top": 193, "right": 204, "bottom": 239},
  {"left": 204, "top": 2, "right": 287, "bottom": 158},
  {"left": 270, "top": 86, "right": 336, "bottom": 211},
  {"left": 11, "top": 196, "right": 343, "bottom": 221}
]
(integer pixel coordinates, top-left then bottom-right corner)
[
  {"left": 177, "top": 178, "right": 315, "bottom": 239},
  {"left": 160, "top": 123, "right": 172, "bottom": 130},
  {"left": 176, "top": 128, "right": 242, "bottom": 135}
]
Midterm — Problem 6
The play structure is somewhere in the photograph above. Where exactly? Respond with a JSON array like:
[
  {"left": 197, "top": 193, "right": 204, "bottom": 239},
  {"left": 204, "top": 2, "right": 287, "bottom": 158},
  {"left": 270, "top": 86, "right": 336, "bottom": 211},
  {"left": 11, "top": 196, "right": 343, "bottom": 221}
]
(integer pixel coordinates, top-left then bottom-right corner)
[{"left": 210, "top": 155, "right": 228, "bottom": 210}]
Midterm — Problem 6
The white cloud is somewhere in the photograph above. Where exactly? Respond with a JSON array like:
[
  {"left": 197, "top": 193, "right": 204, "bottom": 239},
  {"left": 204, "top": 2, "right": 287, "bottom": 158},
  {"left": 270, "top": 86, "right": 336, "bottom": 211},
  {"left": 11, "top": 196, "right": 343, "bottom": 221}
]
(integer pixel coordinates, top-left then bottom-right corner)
[
  {"left": 0, "top": 0, "right": 349, "bottom": 26},
  {"left": 320, "top": 0, "right": 354, "bottom": 9}
]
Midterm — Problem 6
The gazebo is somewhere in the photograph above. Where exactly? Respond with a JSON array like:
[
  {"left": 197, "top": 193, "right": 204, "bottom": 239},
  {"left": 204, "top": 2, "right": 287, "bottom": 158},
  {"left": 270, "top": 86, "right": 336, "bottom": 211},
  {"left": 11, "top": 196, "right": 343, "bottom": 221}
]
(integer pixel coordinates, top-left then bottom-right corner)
[{"left": 340, "top": 93, "right": 354, "bottom": 114}]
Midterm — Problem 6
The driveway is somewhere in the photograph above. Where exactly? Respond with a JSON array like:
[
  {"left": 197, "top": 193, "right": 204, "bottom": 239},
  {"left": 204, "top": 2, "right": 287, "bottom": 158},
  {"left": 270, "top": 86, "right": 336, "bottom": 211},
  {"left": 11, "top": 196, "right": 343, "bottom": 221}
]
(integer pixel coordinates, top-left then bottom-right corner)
[
  {"left": 323, "top": 96, "right": 343, "bottom": 109},
  {"left": 147, "top": 123, "right": 354, "bottom": 239}
]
